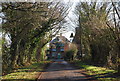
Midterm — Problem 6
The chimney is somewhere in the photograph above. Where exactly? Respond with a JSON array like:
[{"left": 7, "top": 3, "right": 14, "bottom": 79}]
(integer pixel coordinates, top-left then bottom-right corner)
[{"left": 60, "top": 33, "right": 62, "bottom": 37}]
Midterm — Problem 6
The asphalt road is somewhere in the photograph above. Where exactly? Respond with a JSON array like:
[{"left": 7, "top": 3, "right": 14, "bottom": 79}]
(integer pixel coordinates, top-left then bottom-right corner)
[{"left": 37, "top": 59, "right": 90, "bottom": 81}]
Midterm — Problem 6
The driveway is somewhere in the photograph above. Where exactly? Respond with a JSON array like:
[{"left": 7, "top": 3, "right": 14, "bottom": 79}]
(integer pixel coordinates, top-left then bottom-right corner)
[{"left": 37, "top": 59, "right": 92, "bottom": 81}]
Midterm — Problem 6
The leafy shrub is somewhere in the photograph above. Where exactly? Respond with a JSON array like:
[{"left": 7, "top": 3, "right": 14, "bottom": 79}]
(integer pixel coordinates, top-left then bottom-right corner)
[{"left": 64, "top": 43, "right": 78, "bottom": 61}]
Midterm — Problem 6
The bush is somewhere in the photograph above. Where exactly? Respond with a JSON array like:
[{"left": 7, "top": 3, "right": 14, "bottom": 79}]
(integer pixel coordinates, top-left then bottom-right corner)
[{"left": 64, "top": 43, "right": 78, "bottom": 61}]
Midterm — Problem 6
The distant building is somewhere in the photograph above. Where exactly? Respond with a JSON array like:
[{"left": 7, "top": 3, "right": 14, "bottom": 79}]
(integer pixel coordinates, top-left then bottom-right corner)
[{"left": 48, "top": 33, "right": 70, "bottom": 59}]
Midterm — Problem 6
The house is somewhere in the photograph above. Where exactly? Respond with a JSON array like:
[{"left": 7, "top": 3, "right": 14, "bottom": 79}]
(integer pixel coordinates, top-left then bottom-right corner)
[{"left": 48, "top": 33, "right": 70, "bottom": 59}]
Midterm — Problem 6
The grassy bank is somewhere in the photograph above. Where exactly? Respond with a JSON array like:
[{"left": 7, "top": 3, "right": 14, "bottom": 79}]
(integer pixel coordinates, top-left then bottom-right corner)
[
  {"left": 71, "top": 60, "right": 120, "bottom": 81},
  {"left": 2, "top": 61, "right": 51, "bottom": 81}
]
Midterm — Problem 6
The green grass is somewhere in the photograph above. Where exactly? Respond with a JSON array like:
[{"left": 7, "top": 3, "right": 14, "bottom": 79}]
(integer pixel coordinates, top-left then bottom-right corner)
[
  {"left": 71, "top": 60, "right": 120, "bottom": 81},
  {"left": 2, "top": 61, "right": 51, "bottom": 81}
]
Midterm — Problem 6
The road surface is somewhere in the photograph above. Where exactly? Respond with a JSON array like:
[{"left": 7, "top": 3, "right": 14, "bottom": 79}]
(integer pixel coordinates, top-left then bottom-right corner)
[{"left": 37, "top": 59, "right": 93, "bottom": 81}]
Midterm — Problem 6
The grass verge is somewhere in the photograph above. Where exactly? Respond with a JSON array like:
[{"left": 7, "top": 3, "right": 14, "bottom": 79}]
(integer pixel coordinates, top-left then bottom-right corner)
[
  {"left": 71, "top": 60, "right": 120, "bottom": 81},
  {"left": 2, "top": 61, "right": 51, "bottom": 81}
]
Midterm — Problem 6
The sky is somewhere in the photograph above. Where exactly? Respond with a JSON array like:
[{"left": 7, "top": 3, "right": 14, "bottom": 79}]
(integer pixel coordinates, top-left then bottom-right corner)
[
  {"left": 62, "top": 31, "right": 75, "bottom": 41},
  {"left": 51, "top": 0, "right": 77, "bottom": 41},
  {"left": 61, "top": 0, "right": 78, "bottom": 40},
  {"left": 63, "top": 0, "right": 119, "bottom": 2}
]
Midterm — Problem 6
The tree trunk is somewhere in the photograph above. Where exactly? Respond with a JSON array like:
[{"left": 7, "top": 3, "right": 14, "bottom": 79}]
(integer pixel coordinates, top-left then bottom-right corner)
[
  {"left": 10, "top": 41, "right": 18, "bottom": 69},
  {"left": 117, "top": 39, "right": 120, "bottom": 75},
  {"left": 27, "top": 48, "right": 33, "bottom": 63},
  {"left": 36, "top": 47, "right": 41, "bottom": 62}
]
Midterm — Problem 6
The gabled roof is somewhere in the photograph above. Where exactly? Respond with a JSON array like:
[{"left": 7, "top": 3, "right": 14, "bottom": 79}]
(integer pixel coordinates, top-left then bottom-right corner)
[{"left": 50, "top": 36, "right": 70, "bottom": 44}]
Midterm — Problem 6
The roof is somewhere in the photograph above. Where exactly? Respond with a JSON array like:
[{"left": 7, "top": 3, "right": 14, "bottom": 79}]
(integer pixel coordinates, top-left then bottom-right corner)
[{"left": 50, "top": 36, "right": 70, "bottom": 44}]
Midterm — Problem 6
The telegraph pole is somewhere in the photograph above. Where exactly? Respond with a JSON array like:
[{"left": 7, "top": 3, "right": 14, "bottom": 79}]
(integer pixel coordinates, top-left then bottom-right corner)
[{"left": 79, "top": 15, "right": 82, "bottom": 58}]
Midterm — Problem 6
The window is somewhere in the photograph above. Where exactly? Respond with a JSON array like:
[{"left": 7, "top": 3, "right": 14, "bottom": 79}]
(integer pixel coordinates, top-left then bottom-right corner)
[
  {"left": 52, "top": 49, "right": 56, "bottom": 51},
  {"left": 61, "top": 44, "right": 64, "bottom": 46},
  {"left": 60, "top": 48, "right": 64, "bottom": 51},
  {"left": 52, "top": 53, "right": 55, "bottom": 57},
  {"left": 52, "top": 52, "right": 56, "bottom": 57}
]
